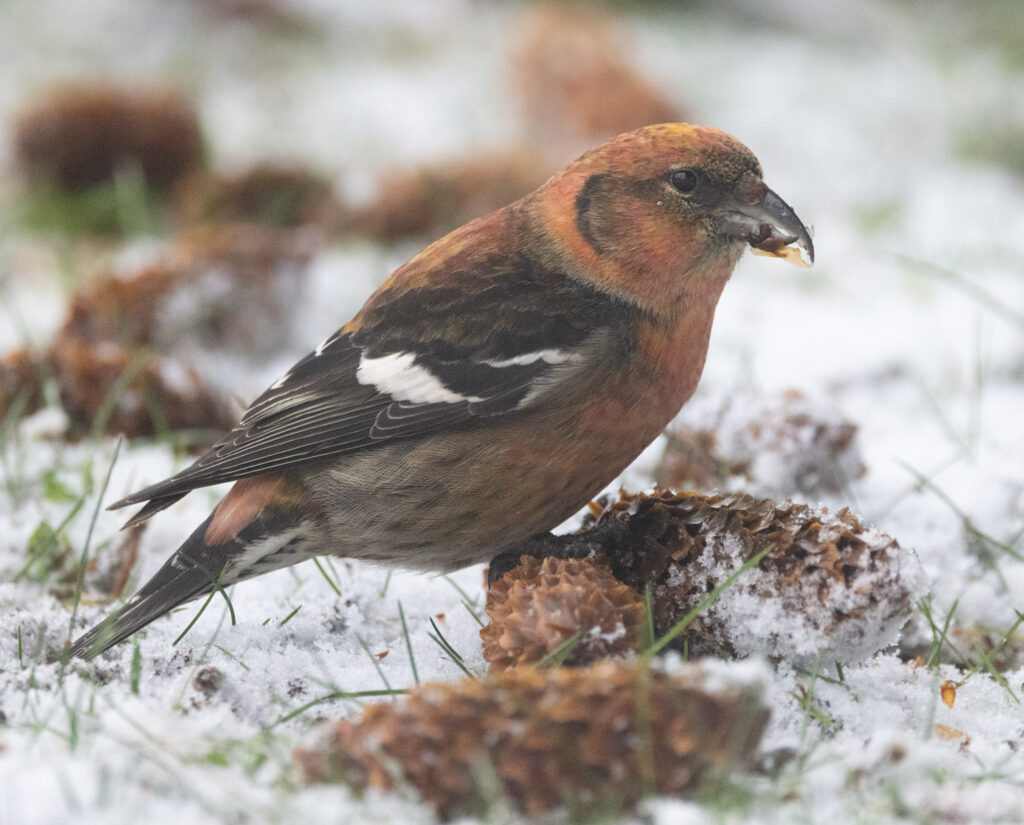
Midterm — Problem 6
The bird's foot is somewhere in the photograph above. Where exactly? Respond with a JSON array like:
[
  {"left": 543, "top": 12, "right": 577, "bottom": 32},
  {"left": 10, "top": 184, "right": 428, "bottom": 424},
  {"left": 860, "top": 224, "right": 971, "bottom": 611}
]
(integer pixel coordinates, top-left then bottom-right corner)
[{"left": 486, "top": 520, "right": 635, "bottom": 586}]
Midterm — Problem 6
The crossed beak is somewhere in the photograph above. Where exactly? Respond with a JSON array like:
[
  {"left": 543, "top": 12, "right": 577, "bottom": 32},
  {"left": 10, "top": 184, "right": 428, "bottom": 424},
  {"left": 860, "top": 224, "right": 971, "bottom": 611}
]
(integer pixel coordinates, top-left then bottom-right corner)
[{"left": 722, "top": 186, "right": 815, "bottom": 267}]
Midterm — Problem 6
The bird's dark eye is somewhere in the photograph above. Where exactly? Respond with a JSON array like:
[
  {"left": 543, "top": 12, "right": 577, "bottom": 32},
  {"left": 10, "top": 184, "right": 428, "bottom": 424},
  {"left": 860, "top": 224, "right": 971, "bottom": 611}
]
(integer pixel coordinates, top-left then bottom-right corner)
[{"left": 670, "top": 168, "right": 699, "bottom": 194}]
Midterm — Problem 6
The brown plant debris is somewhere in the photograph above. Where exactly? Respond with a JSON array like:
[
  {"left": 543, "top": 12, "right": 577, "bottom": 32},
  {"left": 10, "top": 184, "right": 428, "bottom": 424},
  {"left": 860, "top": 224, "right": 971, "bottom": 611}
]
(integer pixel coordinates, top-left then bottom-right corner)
[
  {"left": 481, "top": 555, "right": 645, "bottom": 671},
  {"left": 489, "top": 490, "right": 924, "bottom": 665},
  {"left": 923, "top": 623, "right": 1024, "bottom": 673},
  {"left": 940, "top": 680, "right": 958, "bottom": 709},
  {"left": 656, "top": 390, "right": 866, "bottom": 498},
  {"left": 193, "top": 666, "right": 224, "bottom": 700},
  {"left": 512, "top": 5, "right": 682, "bottom": 153},
  {"left": 175, "top": 164, "right": 337, "bottom": 228},
  {"left": 186, "top": 0, "right": 315, "bottom": 30},
  {"left": 20, "top": 503, "right": 147, "bottom": 601},
  {"left": 14, "top": 85, "right": 202, "bottom": 192},
  {"left": 77, "top": 523, "right": 147, "bottom": 603},
  {"left": 39, "top": 226, "right": 303, "bottom": 441},
  {"left": 340, "top": 151, "right": 548, "bottom": 243},
  {"left": 59, "top": 223, "right": 317, "bottom": 355},
  {"left": 0, "top": 349, "right": 46, "bottom": 422},
  {"left": 48, "top": 337, "right": 235, "bottom": 440},
  {"left": 296, "top": 660, "right": 769, "bottom": 819},
  {"left": 0, "top": 224, "right": 307, "bottom": 440}
]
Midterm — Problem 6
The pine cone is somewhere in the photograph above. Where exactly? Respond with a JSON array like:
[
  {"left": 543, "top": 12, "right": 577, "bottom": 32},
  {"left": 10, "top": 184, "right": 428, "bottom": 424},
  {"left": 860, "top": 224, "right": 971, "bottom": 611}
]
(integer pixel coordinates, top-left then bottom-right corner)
[
  {"left": 582, "top": 490, "right": 925, "bottom": 664},
  {"left": 0, "top": 349, "right": 44, "bottom": 422},
  {"left": 296, "top": 660, "right": 768, "bottom": 820},
  {"left": 14, "top": 85, "right": 202, "bottom": 192},
  {"left": 175, "top": 163, "right": 336, "bottom": 228},
  {"left": 512, "top": 5, "right": 682, "bottom": 151},
  {"left": 656, "top": 390, "right": 865, "bottom": 498},
  {"left": 481, "top": 555, "right": 645, "bottom": 671},
  {"left": 59, "top": 223, "right": 316, "bottom": 355},
  {"left": 48, "top": 337, "right": 234, "bottom": 439}
]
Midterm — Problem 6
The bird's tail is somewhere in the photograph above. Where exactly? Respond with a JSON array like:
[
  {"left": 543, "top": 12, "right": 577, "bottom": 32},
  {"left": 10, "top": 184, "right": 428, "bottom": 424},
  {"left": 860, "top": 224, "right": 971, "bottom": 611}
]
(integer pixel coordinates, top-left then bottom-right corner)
[
  {"left": 68, "top": 511, "right": 230, "bottom": 659},
  {"left": 69, "top": 475, "right": 314, "bottom": 660}
]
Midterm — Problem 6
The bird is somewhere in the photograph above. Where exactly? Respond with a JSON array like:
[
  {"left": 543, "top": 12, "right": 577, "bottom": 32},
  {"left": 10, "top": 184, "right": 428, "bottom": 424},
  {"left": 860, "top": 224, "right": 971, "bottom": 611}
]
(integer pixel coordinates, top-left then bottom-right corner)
[{"left": 68, "top": 123, "right": 813, "bottom": 659}]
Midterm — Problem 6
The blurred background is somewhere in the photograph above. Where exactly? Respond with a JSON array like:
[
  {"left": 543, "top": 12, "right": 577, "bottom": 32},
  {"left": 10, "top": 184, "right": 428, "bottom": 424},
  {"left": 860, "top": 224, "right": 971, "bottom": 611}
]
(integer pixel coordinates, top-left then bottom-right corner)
[
  {"left": 2, "top": 0, "right": 1024, "bottom": 636},
  {"left": 1, "top": 0, "right": 1022, "bottom": 434},
  {"left": 3, "top": 0, "right": 1024, "bottom": 632},
  {"left": 3, "top": 3, "right": 1024, "bottom": 823}
]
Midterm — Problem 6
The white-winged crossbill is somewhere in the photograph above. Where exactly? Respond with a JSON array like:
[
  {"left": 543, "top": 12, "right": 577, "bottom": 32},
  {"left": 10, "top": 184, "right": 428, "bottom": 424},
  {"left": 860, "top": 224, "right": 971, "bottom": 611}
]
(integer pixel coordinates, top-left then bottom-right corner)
[{"left": 69, "top": 123, "right": 813, "bottom": 658}]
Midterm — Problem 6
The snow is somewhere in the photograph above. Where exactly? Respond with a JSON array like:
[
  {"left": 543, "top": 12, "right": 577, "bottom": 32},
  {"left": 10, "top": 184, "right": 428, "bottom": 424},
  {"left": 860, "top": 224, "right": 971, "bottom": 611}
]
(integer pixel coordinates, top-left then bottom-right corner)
[{"left": 3, "top": 0, "right": 1024, "bottom": 823}]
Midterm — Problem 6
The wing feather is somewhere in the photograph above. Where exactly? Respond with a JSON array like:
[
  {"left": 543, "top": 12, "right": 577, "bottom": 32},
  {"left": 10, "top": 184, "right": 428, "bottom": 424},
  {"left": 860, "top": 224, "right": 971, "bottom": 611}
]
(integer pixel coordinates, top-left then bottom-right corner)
[{"left": 109, "top": 248, "right": 632, "bottom": 515}]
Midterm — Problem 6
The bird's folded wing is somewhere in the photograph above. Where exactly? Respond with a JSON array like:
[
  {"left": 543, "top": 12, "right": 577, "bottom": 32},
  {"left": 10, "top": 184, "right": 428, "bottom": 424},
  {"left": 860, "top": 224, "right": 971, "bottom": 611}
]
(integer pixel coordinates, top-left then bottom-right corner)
[{"left": 109, "top": 251, "right": 628, "bottom": 513}]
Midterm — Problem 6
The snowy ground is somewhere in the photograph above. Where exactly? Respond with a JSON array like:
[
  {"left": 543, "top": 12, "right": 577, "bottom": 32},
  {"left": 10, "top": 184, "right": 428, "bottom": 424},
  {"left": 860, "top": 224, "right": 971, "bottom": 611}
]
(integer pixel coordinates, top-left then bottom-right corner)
[{"left": 2, "top": 1, "right": 1024, "bottom": 823}]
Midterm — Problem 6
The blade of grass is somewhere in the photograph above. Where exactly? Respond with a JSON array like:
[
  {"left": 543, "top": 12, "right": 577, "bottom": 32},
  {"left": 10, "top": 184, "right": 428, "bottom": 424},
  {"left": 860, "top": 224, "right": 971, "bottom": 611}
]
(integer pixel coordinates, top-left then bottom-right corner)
[
  {"left": 64, "top": 438, "right": 123, "bottom": 667},
  {"left": 0, "top": 388, "right": 33, "bottom": 501},
  {"left": 461, "top": 600, "right": 485, "bottom": 628},
  {"left": 312, "top": 557, "right": 341, "bottom": 596},
  {"left": 278, "top": 605, "right": 302, "bottom": 627},
  {"left": 536, "top": 631, "right": 581, "bottom": 669},
  {"left": 915, "top": 379, "right": 970, "bottom": 455},
  {"left": 112, "top": 161, "right": 156, "bottom": 236},
  {"left": 634, "top": 660, "right": 656, "bottom": 800},
  {"left": 919, "top": 595, "right": 964, "bottom": 668},
  {"left": 398, "top": 601, "right": 420, "bottom": 686},
  {"left": 274, "top": 688, "right": 407, "bottom": 726},
  {"left": 899, "top": 459, "right": 1023, "bottom": 565},
  {"left": 897, "top": 255, "right": 1024, "bottom": 333},
  {"left": 793, "top": 664, "right": 857, "bottom": 698},
  {"left": 129, "top": 640, "right": 142, "bottom": 694},
  {"left": 172, "top": 569, "right": 235, "bottom": 647},
  {"left": 959, "top": 610, "right": 1024, "bottom": 702},
  {"left": 173, "top": 595, "right": 238, "bottom": 710},
  {"left": 15, "top": 496, "right": 87, "bottom": 582},
  {"left": 443, "top": 574, "right": 483, "bottom": 624},
  {"left": 173, "top": 589, "right": 222, "bottom": 647},
  {"left": 643, "top": 543, "right": 773, "bottom": 658},
  {"left": 914, "top": 596, "right": 1020, "bottom": 702},
  {"left": 876, "top": 449, "right": 965, "bottom": 522},
  {"left": 428, "top": 617, "right": 475, "bottom": 679},
  {"left": 639, "top": 584, "right": 656, "bottom": 652},
  {"left": 795, "top": 654, "right": 840, "bottom": 741},
  {"left": 213, "top": 645, "right": 251, "bottom": 672},
  {"left": 89, "top": 353, "right": 153, "bottom": 441},
  {"left": 356, "top": 634, "right": 392, "bottom": 691}
]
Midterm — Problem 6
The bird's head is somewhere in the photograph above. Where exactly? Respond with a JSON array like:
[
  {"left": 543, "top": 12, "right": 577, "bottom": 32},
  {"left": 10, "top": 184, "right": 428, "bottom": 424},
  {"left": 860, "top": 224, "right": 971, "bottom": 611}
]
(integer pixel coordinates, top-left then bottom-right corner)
[{"left": 530, "top": 123, "right": 814, "bottom": 311}]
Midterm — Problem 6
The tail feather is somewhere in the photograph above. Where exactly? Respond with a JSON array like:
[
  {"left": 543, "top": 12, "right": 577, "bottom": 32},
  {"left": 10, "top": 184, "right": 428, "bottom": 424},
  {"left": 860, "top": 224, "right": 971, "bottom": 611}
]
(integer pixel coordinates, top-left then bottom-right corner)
[
  {"left": 70, "top": 473, "right": 316, "bottom": 660},
  {"left": 69, "top": 513, "right": 228, "bottom": 660},
  {"left": 117, "top": 493, "right": 188, "bottom": 529}
]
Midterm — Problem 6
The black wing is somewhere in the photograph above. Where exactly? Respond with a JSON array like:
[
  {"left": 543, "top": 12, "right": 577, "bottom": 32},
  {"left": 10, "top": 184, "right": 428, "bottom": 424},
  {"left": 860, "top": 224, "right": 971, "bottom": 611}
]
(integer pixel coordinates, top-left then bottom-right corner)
[{"left": 109, "top": 250, "right": 631, "bottom": 523}]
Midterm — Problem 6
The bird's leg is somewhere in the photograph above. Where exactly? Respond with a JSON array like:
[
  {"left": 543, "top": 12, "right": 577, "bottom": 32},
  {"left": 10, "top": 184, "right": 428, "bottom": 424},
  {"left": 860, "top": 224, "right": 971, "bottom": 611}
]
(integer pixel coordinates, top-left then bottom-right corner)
[{"left": 488, "top": 533, "right": 575, "bottom": 585}]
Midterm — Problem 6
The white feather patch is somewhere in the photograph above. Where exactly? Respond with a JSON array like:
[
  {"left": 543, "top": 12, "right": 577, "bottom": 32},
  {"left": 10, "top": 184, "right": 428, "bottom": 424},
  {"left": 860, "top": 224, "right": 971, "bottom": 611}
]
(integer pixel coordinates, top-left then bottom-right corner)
[
  {"left": 356, "top": 352, "right": 483, "bottom": 404},
  {"left": 269, "top": 370, "right": 292, "bottom": 390},
  {"left": 226, "top": 528, "right": 303, "bottom": 573},
  {"left": 482, "top": 348, "right": 581, "bottom": 368},
  {"left": 315, "top": 333, "right": 337, "bottom": 356}
]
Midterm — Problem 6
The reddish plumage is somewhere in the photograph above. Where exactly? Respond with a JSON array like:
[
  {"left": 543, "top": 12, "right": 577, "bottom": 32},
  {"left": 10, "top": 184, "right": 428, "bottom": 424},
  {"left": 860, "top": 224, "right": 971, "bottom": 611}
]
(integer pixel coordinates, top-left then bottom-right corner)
[
  {"left": 203, "top": 474, "right": 305, "bottom": 546},
  {"left": 69, "top": 123, "right": 813, "bottom": 659}
]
